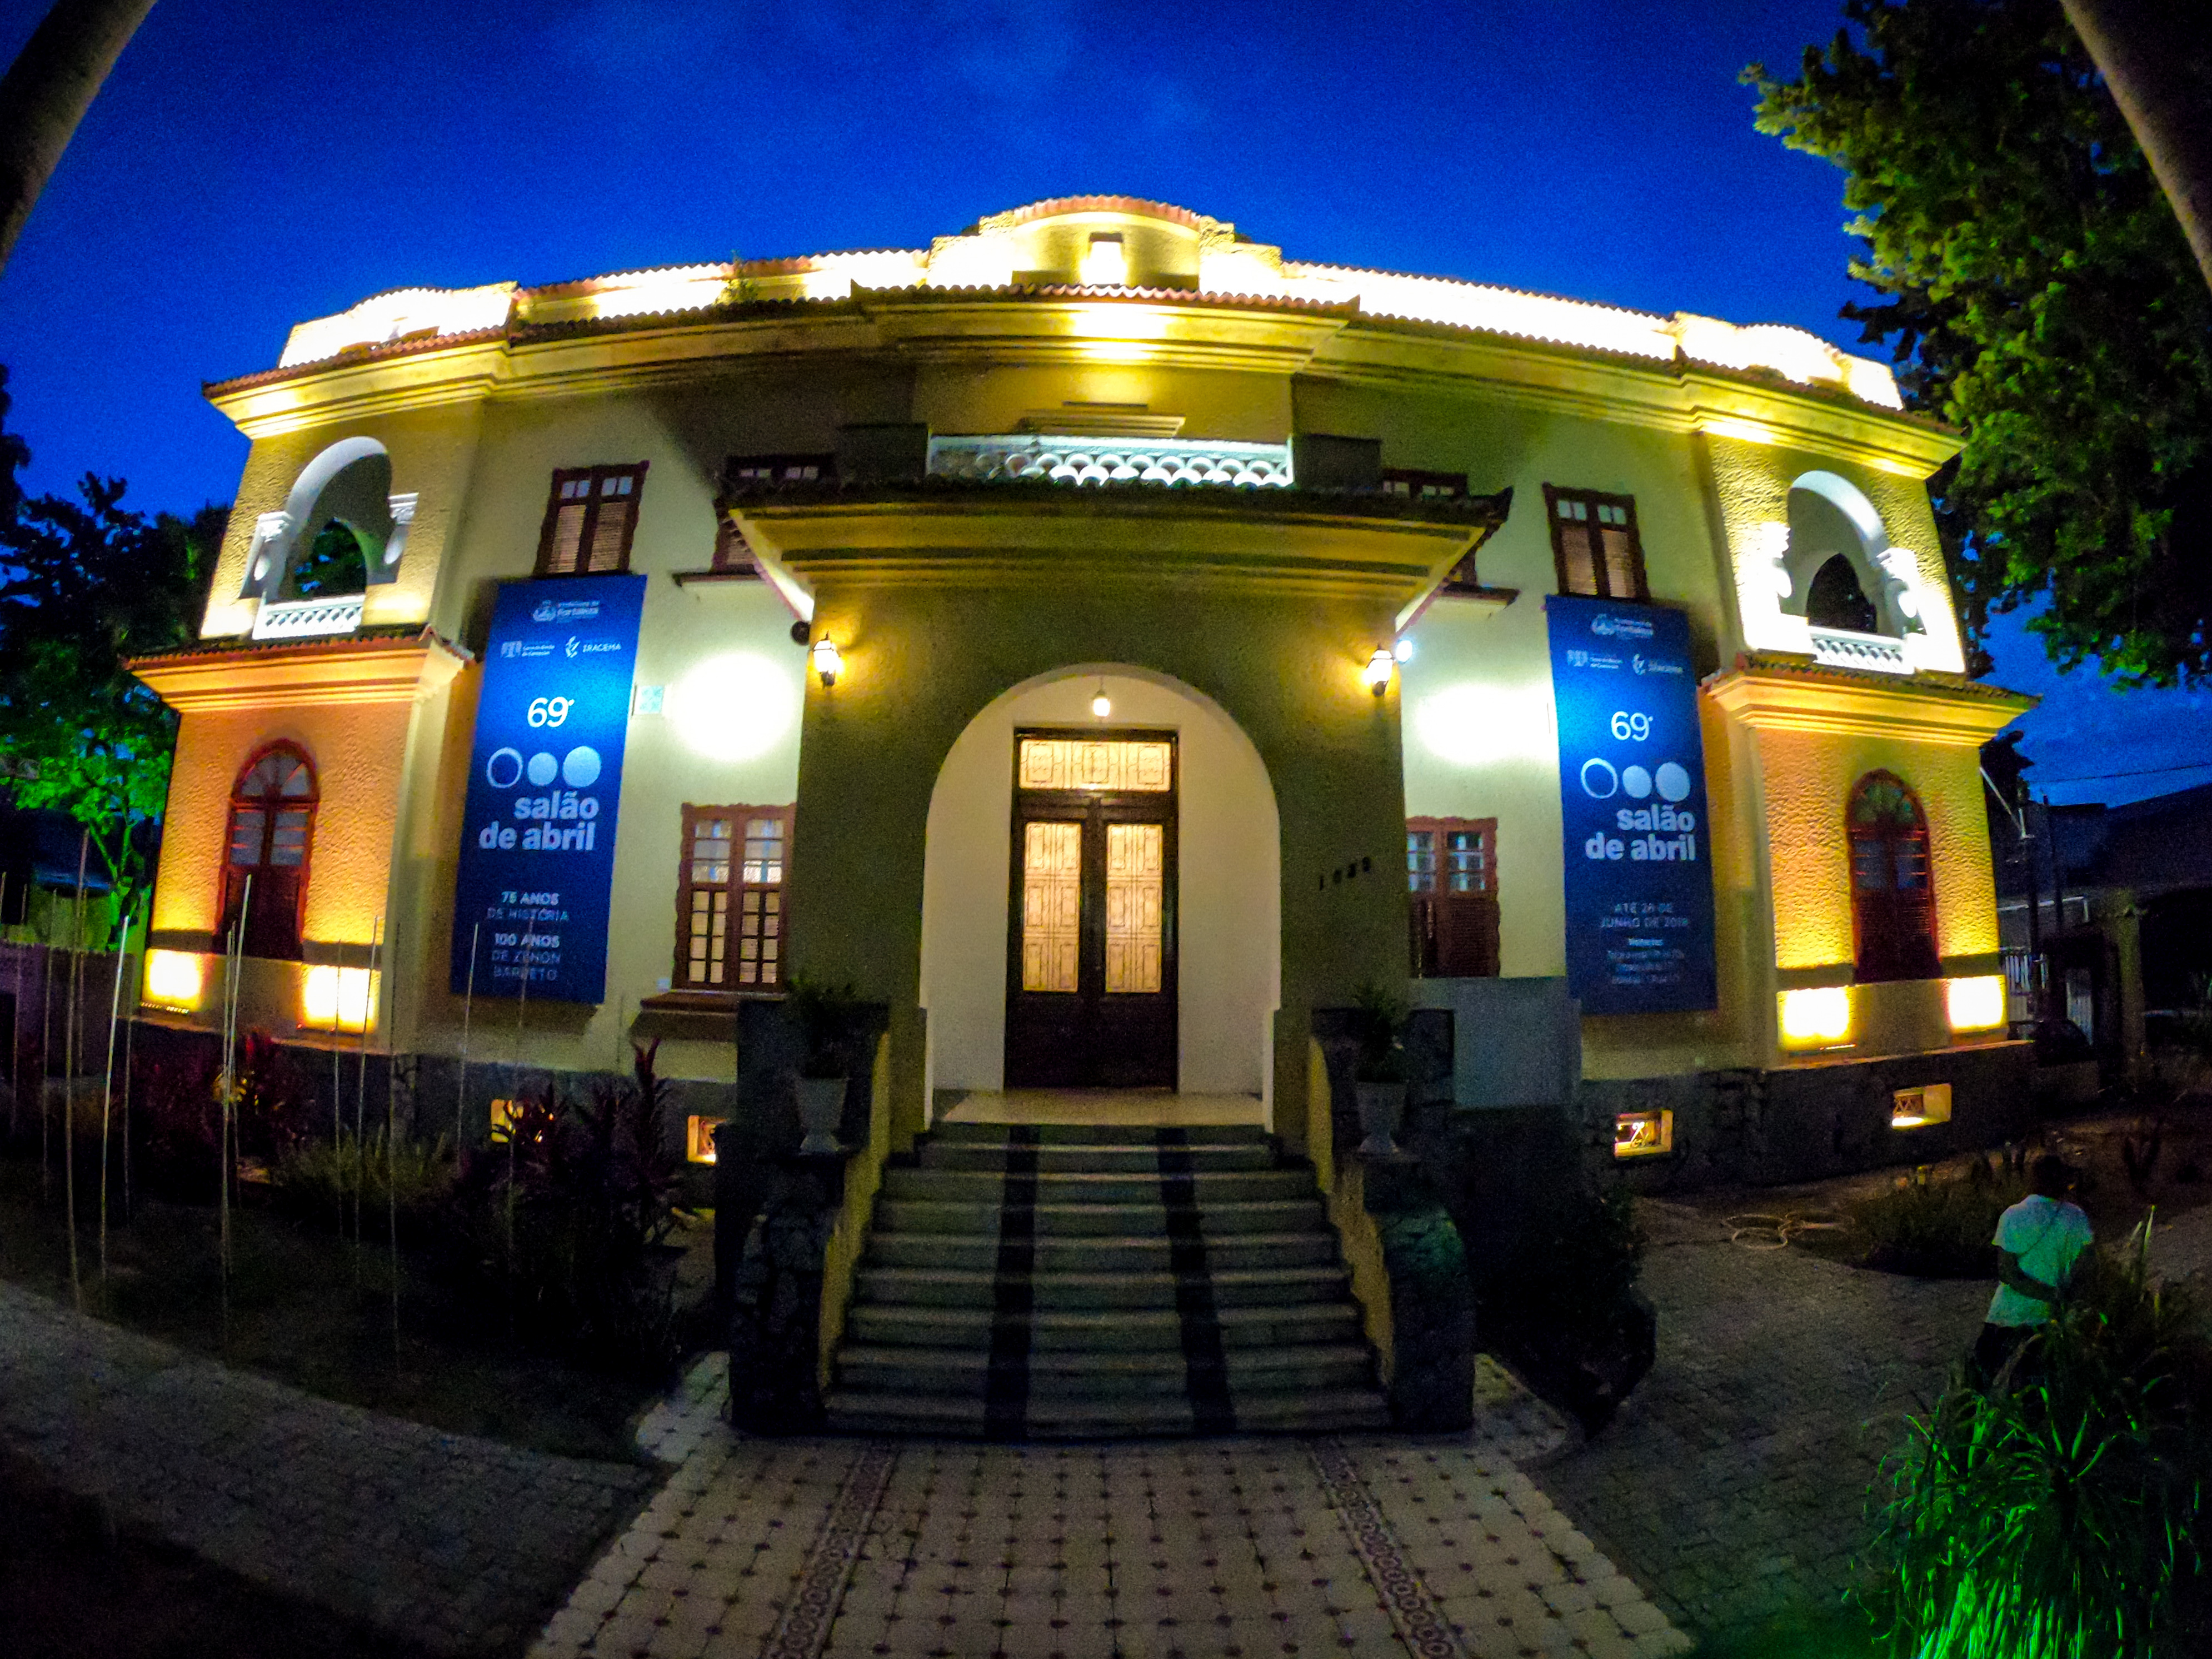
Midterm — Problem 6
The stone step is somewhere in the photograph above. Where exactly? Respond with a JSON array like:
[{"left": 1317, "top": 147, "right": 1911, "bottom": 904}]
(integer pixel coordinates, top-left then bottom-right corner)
[
  {"left": 833, "top": 1341, "right": 1378, "bottom": 1401},
  {"left": 874, "top": 1197, "right": 1328, "bottom": 1237},
  {"left": 879, "top": 1166, "right": 1311, "bottom": 1205},
  {"left": 918, "top": 1142, "right": 1274, "bottom": 1174},
  {"left": 844, "top": 1301, "right": 1364, "bottom": 1352},
  {"left": 863, "top": 1230, "right": 1344, "bottom": 1274},
  {"left": 853, "top": 1263, "right": 1352, "bottom": 1310},
  {"left": 820, "top": 1386, "right": 1391, "bottom": 1439},
  {"left": 925, "top": 1121, "right": 1274, "bottom": 1148}
]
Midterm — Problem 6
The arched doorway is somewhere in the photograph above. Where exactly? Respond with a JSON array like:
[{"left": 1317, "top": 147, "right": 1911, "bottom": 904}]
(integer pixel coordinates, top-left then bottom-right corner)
[{"left": 920, "top": 666, "right": 1280, "bottom": 1109}]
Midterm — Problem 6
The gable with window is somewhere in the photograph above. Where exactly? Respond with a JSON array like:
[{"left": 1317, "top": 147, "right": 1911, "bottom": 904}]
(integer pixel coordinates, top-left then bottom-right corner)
[
  {"left": 672, "top": 805, "right": 792, "bottom": 993},
  {"left": 222, "top": 744, "right": 317, "bottom": 959},
  {"left": 1407, "top": 816, "right": 1499, "bottom": 978},
  {"left": 1848, "top": 771, "right": 1940, "bottom": 983},
  {"left": 1546, "top": 485, "right": 1647, "bottom": 601},
  {"left": 536, "top": 463, "right": 647, "bottom": 576}
]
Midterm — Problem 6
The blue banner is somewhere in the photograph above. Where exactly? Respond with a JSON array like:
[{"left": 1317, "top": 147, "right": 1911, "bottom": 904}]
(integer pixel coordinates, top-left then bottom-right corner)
[
  {"left": 450, "top": 575, "right": 646, "bottom": 1002},
  {"left": 1546, "top": 594, "right": 1716, "bottom": 1015}
]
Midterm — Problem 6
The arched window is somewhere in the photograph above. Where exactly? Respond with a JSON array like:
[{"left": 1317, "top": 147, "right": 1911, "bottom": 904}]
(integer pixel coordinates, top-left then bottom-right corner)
[
  {"left": 1848, "top": 771, "right": 1939, "bottom": 983},
  {"left": 1806, "top": 554, "right": 1877, "bottom": 634},
  {"left": 222, "top": 744, "right": 317, "bottom": 959}
]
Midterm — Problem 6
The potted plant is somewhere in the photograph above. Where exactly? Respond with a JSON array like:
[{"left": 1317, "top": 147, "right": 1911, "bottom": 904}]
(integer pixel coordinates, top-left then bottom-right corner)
[
  {"left": 787, "top": 978, "right": 862, "bottom": 1154},
  {"left": 1351, "top": 982, "right": 1410, "bottom": 1156}
]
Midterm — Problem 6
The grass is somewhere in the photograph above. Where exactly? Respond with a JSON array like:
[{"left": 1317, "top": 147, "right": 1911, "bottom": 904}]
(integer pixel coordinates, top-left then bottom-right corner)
[
  {"left": 0, "top": 1146, "right": 687, "bottom": 1462},
  {"left": 1850, "top": 1160, "right": 2027, "bottom": 1279},
  {"left": 0, "top": 1447, "right": 431, "bottom": 1659},
  {"left": 1691, "top": 1604, "right": 1881, "bottom": 1658}
]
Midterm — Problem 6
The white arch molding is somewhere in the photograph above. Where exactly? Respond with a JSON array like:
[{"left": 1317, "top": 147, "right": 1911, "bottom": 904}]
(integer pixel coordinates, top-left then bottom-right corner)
[
  {"left": 919, "top": 665, "right": 1282, "bottom": 1110},
  {"left": 1776, "top": 469, "right": 1921, "bottom": 639},
  {"left": 244, "top": 436, "right": 415, "bottom": 610}
]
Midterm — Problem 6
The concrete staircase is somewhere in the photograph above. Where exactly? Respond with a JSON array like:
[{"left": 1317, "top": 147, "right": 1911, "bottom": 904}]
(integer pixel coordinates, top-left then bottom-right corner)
[{"left": 823, "top": 1122, "right": 1390, "bottom": 1438}]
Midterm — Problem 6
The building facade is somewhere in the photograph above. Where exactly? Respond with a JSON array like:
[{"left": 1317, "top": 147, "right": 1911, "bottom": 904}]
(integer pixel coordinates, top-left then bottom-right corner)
[{"left": 129, "top": 197, "right": 2033, "bottom": 1180}]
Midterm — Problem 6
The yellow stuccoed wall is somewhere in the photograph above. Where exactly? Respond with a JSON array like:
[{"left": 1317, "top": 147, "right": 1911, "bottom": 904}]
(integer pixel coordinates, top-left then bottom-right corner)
[
  {"left": 1757, "top": 728, "right": 1999, "bottom": 977},
  {"left": 153, "top": 700, "right": 414, "bottom": 950},
  {"left": 201, "top": 405, "right": 488, "bottom": 637}
]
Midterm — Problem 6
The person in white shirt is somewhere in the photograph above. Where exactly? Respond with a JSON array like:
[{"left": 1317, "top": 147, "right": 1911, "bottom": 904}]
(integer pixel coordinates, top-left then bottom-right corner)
[{"left": 1973, "top": 1154, "right": 2094, "bottom": 1387}]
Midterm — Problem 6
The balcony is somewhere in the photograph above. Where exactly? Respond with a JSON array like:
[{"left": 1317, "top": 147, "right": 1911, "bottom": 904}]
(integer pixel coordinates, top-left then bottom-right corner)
[
  {"left": 925, "top": 434, "right": 1294, "bottom": 490},
  {"left": 1809, "top": 625, "right": 1909, "bottom": 676},
  {"left": 251, "top": 594, "right": 364, "bottom": 641}
]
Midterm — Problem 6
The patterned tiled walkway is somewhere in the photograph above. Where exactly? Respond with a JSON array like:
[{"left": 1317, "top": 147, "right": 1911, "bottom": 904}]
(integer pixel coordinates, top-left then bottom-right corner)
[{"left": 534, "top": 1354, "right": 1691, "bottom": 1659}]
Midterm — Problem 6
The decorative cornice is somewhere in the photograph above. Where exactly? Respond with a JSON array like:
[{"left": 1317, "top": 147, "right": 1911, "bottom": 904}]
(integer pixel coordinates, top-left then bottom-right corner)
[
  {"left": 128, "top": 627, "right": 471, "bottom": 714},
  {"left": 1703, "top": 656, "right": 2035, "bottom": 745}
]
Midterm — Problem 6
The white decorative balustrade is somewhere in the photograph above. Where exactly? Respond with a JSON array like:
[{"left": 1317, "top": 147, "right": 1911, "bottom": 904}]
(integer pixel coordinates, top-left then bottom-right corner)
[
  {"left": 1809, "top": 626, "right": 1910, "bottom": 676},
  {"left": 252, "top": 593, "right": 365, "bottom": 641},
  {"left": 926, "top": 434, "right": 1294, "bottom": 489}
]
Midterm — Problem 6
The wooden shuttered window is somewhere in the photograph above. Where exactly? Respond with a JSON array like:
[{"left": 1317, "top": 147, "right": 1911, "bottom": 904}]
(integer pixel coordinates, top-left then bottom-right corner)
[
  {"left": 1546, "top": 485, "right": 1647, "bottom": 601},
  {"left": 1848, "top": 772, "right": 1940, "bottom": 983},
  {"left": 222, "top": 743, "right": 317, "bottom": 960},
  {"left": 711, "top": 454, "right": 835, "bottom": 573},
  {"left": 673, "top": 805, "right": 792, "bottom": 992},
  {"left": 536, "top": 464, "right": 648, "bottom": 577},
  {"left": 1407, "top": 817, "right": 1500, "bottom": 978}
]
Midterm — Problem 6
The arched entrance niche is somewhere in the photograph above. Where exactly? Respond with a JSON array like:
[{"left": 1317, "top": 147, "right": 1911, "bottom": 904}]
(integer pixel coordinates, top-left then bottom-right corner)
[
  {"left": 1777, "top": 470, "right": 1921, "bottom": 639},
  {"left": 244, "top": 436, "right": 409, "bottom": 604},
  {"left": 920, "top": 665, "right": 1281, "bottom": 1105}
]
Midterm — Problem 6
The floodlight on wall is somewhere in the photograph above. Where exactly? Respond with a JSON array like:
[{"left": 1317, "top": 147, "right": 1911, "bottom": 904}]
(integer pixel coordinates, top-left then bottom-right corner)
[
  {"left": 1614, "top": 1110, "right": 1673, "bottom": 1159},
  {"left": 144, "top": 950, "right": 203, "bottom": 1009},
  {"left": 302, "top": 964, "right": 373, "bottom": 1032},
  {"left": 1364, "top": 646, "right": 1395, "bottom": 698},
  {"left": 1091, "top": 682, "right": 1112, "bottom": 720},
  {"left": 1778, "top": 986, "right": 1851, "bottom": 1048},
  {"left": 1393, "top": 638, "right": 1415, "bottom": 663},
  {"left": 1891, "top": 1083, "right": 1953, "bottom": 1129},
  {"left": 1946, "top": 975, "right": 2006, "bottom": 1033},
  {"left": 811, "top": 637, "right": 842, "bottom": 688},
  {"left": 686, "top": 1115, "right": 725, "bottom": 1163}
]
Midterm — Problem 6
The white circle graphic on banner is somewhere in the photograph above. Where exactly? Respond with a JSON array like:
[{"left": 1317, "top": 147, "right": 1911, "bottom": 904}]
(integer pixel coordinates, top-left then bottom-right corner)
[
  {"left": 561, "top": 746, "right": 602, "bottom": 788},
  {"left": 485, "top": 747, "right": 523, "bottom": 789},
  {"left": 1622, "top": 765, "right": 1653, "bottom": 799},
  {"left": 1657, "top": 761, "right": 1692, "bottom": 802},
  {"left": 1580, "top": 758, "right": 1619, "bottom": 799},
  {"left": 527, "top": 751, "right": 558, "bottom": 786}
]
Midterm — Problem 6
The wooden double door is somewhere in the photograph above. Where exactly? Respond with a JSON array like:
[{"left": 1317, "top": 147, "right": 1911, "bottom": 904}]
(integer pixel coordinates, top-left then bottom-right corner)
[{"left": 1005, "top": 729, "right": 1178, "bottom": 1089}]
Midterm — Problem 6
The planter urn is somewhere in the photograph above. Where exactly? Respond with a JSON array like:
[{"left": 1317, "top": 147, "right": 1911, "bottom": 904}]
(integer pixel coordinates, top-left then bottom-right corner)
[
  {"left": 796, "top": 1076, "right": 848, "bottom": 1155},
  {"left": 1355, "top": 1080, "right": 1405, "bottom": 1157}
]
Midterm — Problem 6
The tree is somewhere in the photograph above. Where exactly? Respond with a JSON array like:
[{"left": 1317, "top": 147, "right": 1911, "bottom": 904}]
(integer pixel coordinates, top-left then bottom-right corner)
[
  {"left": 0, "top": 366, "right": 221, "bottom": 913},
  {"left": 2060, "top": 1, "right": 2212, "bottom": 298},
  {"left": 1747, "top": 0, "right": 2212, "bottom": 687},
  {"left": 0, "top": 0, "right": 161, "bottom": 275}
]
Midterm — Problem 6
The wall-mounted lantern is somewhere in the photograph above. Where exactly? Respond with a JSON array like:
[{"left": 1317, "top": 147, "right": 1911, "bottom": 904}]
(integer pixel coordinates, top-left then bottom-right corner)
[
  {"left": 1363, "top": 646, "right": 1395, "bottom": 698},
  {"left": 811, "top": 637, "right": 843, "bottom": 688}
]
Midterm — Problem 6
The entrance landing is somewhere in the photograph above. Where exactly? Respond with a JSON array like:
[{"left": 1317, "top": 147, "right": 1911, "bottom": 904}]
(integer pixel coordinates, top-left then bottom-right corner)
[{"left": 936, "top": 1088, "right": 1266, "bottom": 1127}]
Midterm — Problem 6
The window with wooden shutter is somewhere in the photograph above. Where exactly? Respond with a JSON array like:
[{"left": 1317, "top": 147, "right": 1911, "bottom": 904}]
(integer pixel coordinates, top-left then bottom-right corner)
[
  {"left": 536, "top": 464, "right": 648, "bottom": 577},
  {"left": 221, "top": 743, "right": 317, "bottom": 960},
  {"left": 711, "top": 454, "right": 835, "bottom": 572},
  {"left": 1406, "top": 816, "right": 1500, "bottom": 978},
  {"left": 1847, "top": 772, "right": 1940, "bottom": 983},
  {"left": 673, "top": 804, "right": 791, "bottom": 993},
  {"left": 1546, "top": 485, "right": 1647, "bottom": 601}
]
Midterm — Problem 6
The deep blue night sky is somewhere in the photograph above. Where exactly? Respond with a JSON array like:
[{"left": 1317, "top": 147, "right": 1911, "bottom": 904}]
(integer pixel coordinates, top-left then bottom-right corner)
[{"left": 2, "top": 0, "right": 2207, "bottom": 803}]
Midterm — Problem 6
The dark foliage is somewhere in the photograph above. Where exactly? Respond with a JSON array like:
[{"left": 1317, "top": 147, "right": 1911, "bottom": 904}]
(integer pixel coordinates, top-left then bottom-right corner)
[
  {"left": 1747, "top": 1, "right": 2212, "bottom": 686},
  {"left": 1481, "top": 1185, "right": 1655, "bottom": 1434}
]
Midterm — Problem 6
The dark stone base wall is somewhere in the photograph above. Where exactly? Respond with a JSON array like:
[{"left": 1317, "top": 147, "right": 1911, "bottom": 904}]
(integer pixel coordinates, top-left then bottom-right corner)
[{"left": 1575, "top": 1040, "right": 2036, "bottom": 1193}]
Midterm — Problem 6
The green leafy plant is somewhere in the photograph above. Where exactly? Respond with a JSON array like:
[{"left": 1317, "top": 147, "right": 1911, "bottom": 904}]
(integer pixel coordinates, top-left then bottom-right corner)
[
  {"left": 1481, "top": 1185, "right": 1654, "bottom": 1434},
  {"left": 1868, "top": 1220, "right": 2212, "bottom": 1656},
  {"left": 1350, "top": 981, "right": 1409, "bottom": 1084},
  {"left": 269, "top": 1129, "right": 455, "bottom": 1237},
  {"left": 1854, "top": 1158, "right": 2030, "bottom": 1278},
  {"left": 786, "top": 978, "right": 863, "bottom": 1080}
]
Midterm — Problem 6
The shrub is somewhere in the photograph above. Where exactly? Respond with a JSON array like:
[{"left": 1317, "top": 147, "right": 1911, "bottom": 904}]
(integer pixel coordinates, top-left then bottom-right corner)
[
  {"left": 1483, "top": 1185, "right": 1655, "bottom": 1434},
  {"left": 1868, "top": 1222, "right": 2212, "bottom": 1657},
  {"left": 1854, "top": 1158, "right": 2028, "bottom": 1278},
  {"left": 269, "top": 1130, "right": 455, "bottom": 1238},
  {"left": 450, "top": 1039, "right": 683, "bottom": 1377}
]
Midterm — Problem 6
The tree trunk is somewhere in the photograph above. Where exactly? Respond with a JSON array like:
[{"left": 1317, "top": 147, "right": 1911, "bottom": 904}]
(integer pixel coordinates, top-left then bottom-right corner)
[
  {"left": 0, "top": 0, "right": 160, "bottom": 276},
  {"left": 2062, "top": 0, "right": 2212, "bottom": 298}
]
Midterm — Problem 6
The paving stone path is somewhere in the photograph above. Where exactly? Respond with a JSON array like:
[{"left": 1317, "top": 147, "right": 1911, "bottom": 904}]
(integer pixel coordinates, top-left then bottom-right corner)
[
  {"left": 1530, "top": 1198, "right": 2212, "bottom": 1642},
  {"left": 539, "top": 1353, "right": 1690, "bottom": 1659},
  {"left": 0, "top": 1281, "right": 653, "bottom": 1656}
]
